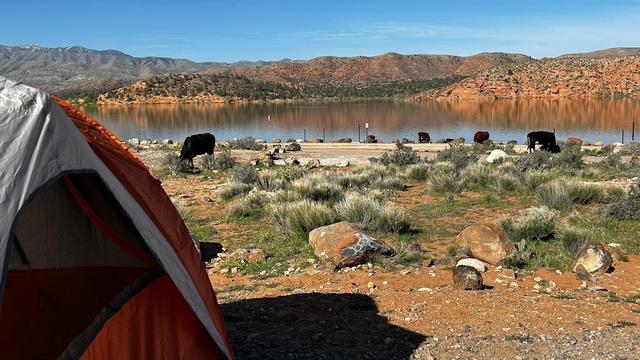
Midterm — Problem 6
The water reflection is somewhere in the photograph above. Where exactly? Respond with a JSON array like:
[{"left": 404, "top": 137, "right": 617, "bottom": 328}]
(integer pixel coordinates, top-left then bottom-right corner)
[{"left": 83, "top": 99, "right": 640, "bottom": 144}]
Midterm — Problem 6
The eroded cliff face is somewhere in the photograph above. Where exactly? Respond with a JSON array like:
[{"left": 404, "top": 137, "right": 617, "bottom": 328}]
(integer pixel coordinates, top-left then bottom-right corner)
[{"left": 410, "top": 57, "right": 640, "bottom": 101}]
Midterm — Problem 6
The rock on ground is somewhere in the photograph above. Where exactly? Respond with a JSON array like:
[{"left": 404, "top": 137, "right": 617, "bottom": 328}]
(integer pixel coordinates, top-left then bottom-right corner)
[
  {"left": 452, "top": 265, "right": 484, "bottom": 290},
  {"left": 456, "top": 258, "right": 488, "bottom": 272},
  {"left": 486, "top": 149, "right": 508, "bottom": 163},
  {"left": 572, "top": 242, "right": 613, "bottom": 274},
  {"left": 455, "top": 223, "right": 516, "bottom": 265},
  {"left": 308, "top": 221, "right": 393, "bottom": 268}
]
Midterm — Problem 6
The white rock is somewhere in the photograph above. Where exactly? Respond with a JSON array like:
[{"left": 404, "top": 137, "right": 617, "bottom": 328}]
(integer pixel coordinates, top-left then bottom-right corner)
[
  {"left": 456, "top": 258, "right": 488, "bottom": 272},
  {"left": 418, "top": 287, "right": 433, "bottom": 293},
  {"left": 486, "top": 149, "right": 508, "bottom": 163},
  {"left": 127, "top": 138, "right": 140, "bottom": 145},
  {"left": 336, "top": 159, "right": 350, "bottom": 167}
]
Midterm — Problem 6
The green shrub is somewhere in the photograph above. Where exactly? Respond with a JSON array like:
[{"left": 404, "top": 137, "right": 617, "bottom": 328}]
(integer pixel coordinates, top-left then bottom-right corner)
[
  {"left": 551, "top": 143, "right": 583, "bottom": 171},
  {"left": 436, "top": 145, "right": 478, "bottom": 173},
  {"left": 514, "top": 151, "right": 552, "bottom": 172},
  {"left": 272, "top": 200, "right": 335, "bottom": 234},
  {"left": 537, "top": 182, "right": 572, "bottom": 210},
  {"left": 501, "top": 206, "right": 559, "bottom": 241},
  {"left": 227, "top": 137, "right": 266, "bottom": 151},
  {"left": 601, "top": 183, "right": 640, "bottom": 220},
  {"left": 489, "top": 173, "right": 520, "bottom": 195},
  {"left": 228, "top": 191, "right": 269, "bottom": 218},
  {"left": 557, "top": 227, "right": 593, "bottom": 256},
  {"left": 277, "top": 165, "right": 307, "bottom": 182},
  {"left": 220, "top": 182, "right": 253, "bottom": 200},
  {"left": 212, "top": 149, "right": 236, "bottom": 170},
  {"left": 525, "top": 170, "right": 562, "bottom": 190},
  {"left": 600, "top": 152, "right": 622, "bottom": 169},
  {"left": 163, "top": 152, "right": 190, "bottom": 173},
  {"left": 427, "top": 166, "right": 463, "bottom": 194},
  {"left": 370, "top": 175, "right": 406, "bottom": 191},
  {"left": 272, "top": 190, "right": 302, "bottom": 203},
  {"left": 619, "top": 142, "right": 640, "bottom": 156},
  {"left": 504, "top": 239, "right": 572, "bottom": 270},
  {"left": 460, "top": 164, "right": 493, "bottom": 191},
  {"left": 406, "top": 163, "right": 431, "bottom": 182},
  {"left": 231, "top": 165, "right": 258, "bottom": 184},
  {"left": 292, "top": 173, "right": 344, "bottom": 203},
  {"left": 379, "top": 144, "right": 421, "bottom": 166},
  {"left": 569, "top": 183, "right": 604, "bottom": 205},
  {"left": 335, "top": 194, "right": 412, "bottom": 233},
  {"left": 256, "top": 170, "right": 287, "bottom": 191}
]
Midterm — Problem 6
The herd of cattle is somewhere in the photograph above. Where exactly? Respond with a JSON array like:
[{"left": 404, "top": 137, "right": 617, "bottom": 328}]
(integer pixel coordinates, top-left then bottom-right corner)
[{"left": 178, "top": 130, "right": 562, "bottom": 167}]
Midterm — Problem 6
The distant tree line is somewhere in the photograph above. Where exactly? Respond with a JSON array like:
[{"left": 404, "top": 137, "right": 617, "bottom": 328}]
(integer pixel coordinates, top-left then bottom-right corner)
[{"left": 70, "top": 73, "right": 466, "bottom": 102}]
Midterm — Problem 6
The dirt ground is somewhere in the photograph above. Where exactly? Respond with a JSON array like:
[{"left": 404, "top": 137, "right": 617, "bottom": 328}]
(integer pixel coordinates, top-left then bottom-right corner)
[{"left": 135, "top": 145, "right": 640, "bottom": 360}]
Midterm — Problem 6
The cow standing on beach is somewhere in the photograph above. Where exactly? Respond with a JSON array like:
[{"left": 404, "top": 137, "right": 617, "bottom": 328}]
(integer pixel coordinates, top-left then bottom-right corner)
[
  {"left": 473, "top": 131, "right": 490, "bottom": 144},
  {"left": 527, "top": 131, "right": 560, "bottom": 153},
  {"left": 179, "top": 133, "right": 216, "bottom": 168},
  {"left": 418, "top": 132, "right": 431, "bottom": 143}
]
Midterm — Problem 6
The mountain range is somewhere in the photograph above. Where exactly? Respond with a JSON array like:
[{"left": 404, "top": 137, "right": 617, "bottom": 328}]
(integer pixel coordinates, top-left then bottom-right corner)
[{"left": 1, "top": 44, "right": 639, "bottom": 102}]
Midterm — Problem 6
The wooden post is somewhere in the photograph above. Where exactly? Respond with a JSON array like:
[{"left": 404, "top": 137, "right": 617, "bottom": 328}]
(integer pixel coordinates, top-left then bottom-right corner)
[
  {"left": 304, "top": 129, "right": 306, "bottom": 142},
  {"left": 633, "top": 122, "right": 635, "bottom": 141},
  {"left": 323, "top": 128, "right": 325, "bottom": 142},
  {"left": 358, "top": 125, "right": 361, "bottom": 143},
  {"left": 622, "top": 129, "right": 625, "bottom": 144}
]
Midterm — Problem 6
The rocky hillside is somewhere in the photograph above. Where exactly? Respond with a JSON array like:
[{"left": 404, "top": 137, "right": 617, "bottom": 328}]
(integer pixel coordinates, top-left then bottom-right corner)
[
  {"left": 97, "top": 73, "right": 463, "bottom": 104},
  {"left": 238, "top": 52, "right": 533, "bottom": 84},
  {"left": 410, "top": 56, "right": 640, "bottom": 101},
  {"left": 0, "top": 44, "right": 284, "bottom": 95}
]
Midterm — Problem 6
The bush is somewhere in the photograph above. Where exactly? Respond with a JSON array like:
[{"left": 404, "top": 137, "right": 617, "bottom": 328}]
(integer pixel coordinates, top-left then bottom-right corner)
[
  {"left": 600, "top": 152, "right": 622, "bottom": 169},
  {"left": 335, "top": 194, "right": 412, "bottom": 233},
  {"left": 256, "top": 170, "right": 287, "bottom": 191},
  {"left": 525, "top": 169, "right": 562, "bottom": 190},
  {"left": 504, "top": 239, "right": 572, "bottom": 270},
  {"left": 370, "top": 175, "right": 406, "bottom": 191},
  {"left": 427, "top": 165, "right": 463, "bottom": 194},
  {"left": 163, "top": 152, "right": 190, "bottom": 173},
  {"left": 292, "top": 173, "right": 344, "bottom": 203},
  {"left": 619, "top": 142, "right": 640, "bottom": 156},
  {"left": 277, "top": 165, "right": 307, "bottom": 182},
  {"left": 227, "top": 137, "right": 266, "bottom": 151},
  {"left": 537, "top": 182, "right": 572, "bottom": 210},
  {"left": 272, "top": 200, "right": 335, "bottom": 234},
  {"left": 379, "top": 144, "right": 421, "bottom": 166},
  {"left": 406, "top": 163, "right": 431, "bottom": 181},
  {"left": 228, "top": 191, "right": 269, "bottom": 218},
  {"left": 514, "top": 151, "right": 552, "bottom": 172},
  {"left": 272, "top": 190, "right": 302, "bottom": 203},
  {"left": 601, "top": 183, "right": 640, "bottom": 220},
  {"left": 212, "top": 149, "right": 236, "bottom": 170},
  {"left": 557, "top": 227, "right": 593, "bottom": 256},
  {"left": 501, "top": 206, "right": 559, "bottom": 241},
  {"left": 568, "top": 183, "right": 604, "bottom": 205},
  {"left": 489, "top": 173, "right": 520, "bottom": 195},
  {"left": 231, "top": 165, "right": 258, "bottom": 184},
  {"left": 436, "top": 145, "right": 478, "bottom": 173},
  {"left": 551, "top": 142, "right": 583, "bottom": 171},
  {"left": 460, "top": 164, "right": 493, "bottom": 191},
  {"left": 220, "top": 182, "right": 253, "bottom": 200}
]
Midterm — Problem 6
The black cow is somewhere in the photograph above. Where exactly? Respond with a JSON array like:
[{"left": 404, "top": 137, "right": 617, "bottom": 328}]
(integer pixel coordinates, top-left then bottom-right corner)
[
  {"left": 366, "top": 135, "right": 378, "bottom": 143},
  {"left": 179, "top": 133, "right": 216, "bottom": 167},
  {"left": 527, "top": 131, "right": 560, "bottom": 153},
  {"left": 474, "top": 131, "right": 490, "bottom": 144},
  {"left": 418, "top": 132, "right": 431, "bottom": 144}
]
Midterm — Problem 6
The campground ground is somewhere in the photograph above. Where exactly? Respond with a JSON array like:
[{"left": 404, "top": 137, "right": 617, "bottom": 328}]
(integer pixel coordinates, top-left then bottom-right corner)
[{"left": 137, "top": 143, "right": 640, "bottom": 359}]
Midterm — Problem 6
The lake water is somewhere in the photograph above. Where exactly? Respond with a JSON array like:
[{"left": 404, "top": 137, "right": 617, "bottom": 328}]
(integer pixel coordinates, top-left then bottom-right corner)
[{"left": 83, "top": 99, "right": 640, "bottom": 144}]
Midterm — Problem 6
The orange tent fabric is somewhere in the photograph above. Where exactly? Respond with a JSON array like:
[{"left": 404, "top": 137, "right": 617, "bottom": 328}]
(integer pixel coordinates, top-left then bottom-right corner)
[{"left": 0, "top": 78, "right": 233, "bottom": 359}]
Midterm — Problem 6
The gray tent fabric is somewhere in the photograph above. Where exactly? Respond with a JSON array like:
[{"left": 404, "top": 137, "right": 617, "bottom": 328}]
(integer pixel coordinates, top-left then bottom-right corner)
[{"left": 0, "top": 77, "right": 230, "bottom": 359}]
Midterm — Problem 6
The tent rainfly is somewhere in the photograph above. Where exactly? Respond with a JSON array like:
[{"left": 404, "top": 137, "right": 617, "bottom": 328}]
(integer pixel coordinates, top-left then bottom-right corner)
[{"left": 0, "top": 77, "right": 234, "bottom": 359}]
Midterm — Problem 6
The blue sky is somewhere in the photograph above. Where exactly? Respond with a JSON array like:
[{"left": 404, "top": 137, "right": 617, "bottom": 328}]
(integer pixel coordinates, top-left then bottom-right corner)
[{"left": 3, "top": 0, "right": 640, "bottom": 62}]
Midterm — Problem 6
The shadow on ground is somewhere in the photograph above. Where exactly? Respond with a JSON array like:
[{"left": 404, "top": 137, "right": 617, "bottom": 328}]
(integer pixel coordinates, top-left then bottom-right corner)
[{"left": 221, "top": 293, "right": 426, "bottom": 359}]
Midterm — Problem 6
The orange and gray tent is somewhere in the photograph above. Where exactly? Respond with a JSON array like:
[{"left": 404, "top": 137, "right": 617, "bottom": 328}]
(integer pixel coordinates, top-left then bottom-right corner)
[{"left": 0, "top": 77, "right": 234, "bottom": 359}]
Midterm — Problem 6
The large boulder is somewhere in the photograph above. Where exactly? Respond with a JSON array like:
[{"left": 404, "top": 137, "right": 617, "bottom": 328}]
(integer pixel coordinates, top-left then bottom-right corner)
[
  {"left": 486, "top": 149, "right": 508, "bottom": 163},
  {"left": 572, "top": 243, "right": 612, "bottom": 274},
  {"left": 455, "top": 224, "right": 516, "bottom": 265},
  {"left": 452, "top": 265, "right": 484, "bottom": 290},
  {"left": 309, "top": 221, "right": 393, "bottom": 268}
]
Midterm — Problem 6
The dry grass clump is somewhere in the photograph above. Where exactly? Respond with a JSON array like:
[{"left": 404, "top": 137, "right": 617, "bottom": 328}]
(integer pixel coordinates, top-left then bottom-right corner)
[
  {"left": 228, "top": 191, "right": 270, "bottom": 218},
  {"left": 220, "top": 182, "right": 253, "bottom": 200},
  {"left": 501, "top": 206, "right": 559, "bottom": 242},
  {"left": 335, "top": 193, "right": 412, "bottom": 234},
  {"left": 272, "top": 200, "right": 335, "bottom": 234}
]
